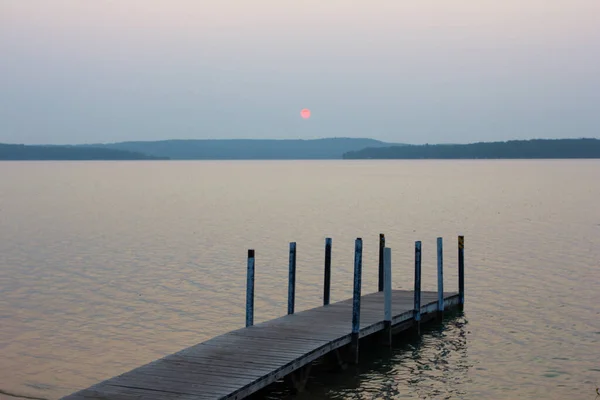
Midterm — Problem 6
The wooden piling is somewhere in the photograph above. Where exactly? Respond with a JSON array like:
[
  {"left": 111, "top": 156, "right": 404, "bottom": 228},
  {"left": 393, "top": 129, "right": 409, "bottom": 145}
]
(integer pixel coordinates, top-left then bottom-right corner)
[
  {"left": 458, "top": 235, "right": 465, "bottom": 307},
  {"left": 323, "top": 238, "right": 332, "bottom": 306},
  {"left": 378, "top": 233, "right": 385, "bottom": 292},
  {"left": 437, "top": 237, "right": 444, "bottom": 318},
  {"left": 414, "top": 241, "right": 422, "bottom": 334},
  {"left": 246, "top": 249, "right": 255, "bottom": 327},
  {"left": 382, "top": 247, "right": 392, "bottom": 346},
  {"left": 351, "top": 238, "right": 363, "bottom": 364},
  {"left": 288, "top": 242, "right": 297, "bottom": 315}
]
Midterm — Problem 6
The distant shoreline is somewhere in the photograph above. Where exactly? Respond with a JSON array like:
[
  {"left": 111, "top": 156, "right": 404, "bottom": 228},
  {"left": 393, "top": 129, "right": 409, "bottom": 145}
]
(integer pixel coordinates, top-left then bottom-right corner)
[
  {"left": 342, "top": 138, "right": 600, "bottom": 160},
  {"left": 0, "top": 143, "right": 168, "bottom": 161},
  {"left": 2, "top": 138, "right": 600, "bottom": 161},
  {"left": 0, "top": 138, "right": 395, "bottom": 161}
]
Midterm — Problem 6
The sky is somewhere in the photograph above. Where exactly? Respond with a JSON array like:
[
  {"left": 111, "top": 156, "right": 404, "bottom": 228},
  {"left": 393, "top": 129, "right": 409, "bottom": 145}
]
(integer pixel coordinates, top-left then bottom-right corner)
[{"left": 1, "top": 1, "right": 599, "bottom": 145}]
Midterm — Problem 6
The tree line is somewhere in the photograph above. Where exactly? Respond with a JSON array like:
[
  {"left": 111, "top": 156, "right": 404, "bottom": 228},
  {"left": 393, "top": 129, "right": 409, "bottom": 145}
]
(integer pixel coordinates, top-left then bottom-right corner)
[{"left": 343, "top": 139, "right": 600, "bottom": 159}]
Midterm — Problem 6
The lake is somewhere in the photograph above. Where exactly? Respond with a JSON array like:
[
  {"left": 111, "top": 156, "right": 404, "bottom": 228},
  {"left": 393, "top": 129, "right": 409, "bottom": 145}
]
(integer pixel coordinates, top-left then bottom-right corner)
[{"left": 0, "top": 160, "right": 599, "bottom": 399}]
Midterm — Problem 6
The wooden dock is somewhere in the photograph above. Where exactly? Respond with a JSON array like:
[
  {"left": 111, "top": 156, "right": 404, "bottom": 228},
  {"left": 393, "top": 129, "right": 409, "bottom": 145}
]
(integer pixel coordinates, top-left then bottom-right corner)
[{"left": 61, "top": 235, "right": 466, "bottom": 400}]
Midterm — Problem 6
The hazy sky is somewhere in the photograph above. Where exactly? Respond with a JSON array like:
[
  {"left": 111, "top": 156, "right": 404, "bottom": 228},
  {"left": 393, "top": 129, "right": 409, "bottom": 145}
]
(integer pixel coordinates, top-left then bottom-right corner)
[{"left": 1, "top": 1, "right": 599, "bottom": 144}]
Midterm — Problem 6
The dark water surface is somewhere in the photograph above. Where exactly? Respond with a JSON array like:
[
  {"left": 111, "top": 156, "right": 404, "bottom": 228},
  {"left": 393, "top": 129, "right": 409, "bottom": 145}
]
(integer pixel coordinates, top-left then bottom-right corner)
[
  {"left": 261, "top": 314, "right": 470, "bottom": 400},
  {"left": 1, "top": 160, "right": 599, "bottom": 399}
]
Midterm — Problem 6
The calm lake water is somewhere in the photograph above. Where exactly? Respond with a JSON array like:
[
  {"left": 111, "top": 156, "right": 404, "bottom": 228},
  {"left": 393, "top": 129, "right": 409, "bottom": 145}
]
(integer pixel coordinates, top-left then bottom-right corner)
[{"left": 1, "top": 160, "right": 599, "bottom": 400}]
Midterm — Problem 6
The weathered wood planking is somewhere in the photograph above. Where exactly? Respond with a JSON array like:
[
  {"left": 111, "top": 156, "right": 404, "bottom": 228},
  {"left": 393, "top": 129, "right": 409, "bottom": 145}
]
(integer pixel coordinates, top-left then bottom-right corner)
[{"left": 62, "top": 290, "right": 459, "bottom": 400}]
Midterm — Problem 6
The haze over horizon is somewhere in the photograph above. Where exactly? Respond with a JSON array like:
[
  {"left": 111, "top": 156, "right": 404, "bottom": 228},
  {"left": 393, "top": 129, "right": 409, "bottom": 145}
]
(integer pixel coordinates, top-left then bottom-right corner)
[{"left": 1, "top": 1, "right": 599, "bottom": 145}]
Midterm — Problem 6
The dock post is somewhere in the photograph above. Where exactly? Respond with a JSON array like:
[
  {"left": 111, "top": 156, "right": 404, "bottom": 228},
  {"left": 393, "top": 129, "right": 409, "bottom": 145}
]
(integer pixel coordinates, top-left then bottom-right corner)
[
  {"left": 382, "top": 247, "right": 392, "bottom": 346},
  {"left": 288, "top": 242, "right": 297, "bottom": 315},
  {"left": 351, "top": 238, "right": 363, "bottom": 364},
  {"left": 437, "top": 237, "right": 444, "bottom": 319},
  {"left": 323, "top": 238, "right": 332, "bottom": 306},
  {"left": 378, "top": 233, "right": 385, "bottom": 292},
  {"left": 458, "top": 235, "right": 465, "bottom": 308},
  {"left": 246, "top": 249, "right": 255, "bottom": 327},
  {"left": 414, "top": 241, "right": 422, "bottom": 334}
]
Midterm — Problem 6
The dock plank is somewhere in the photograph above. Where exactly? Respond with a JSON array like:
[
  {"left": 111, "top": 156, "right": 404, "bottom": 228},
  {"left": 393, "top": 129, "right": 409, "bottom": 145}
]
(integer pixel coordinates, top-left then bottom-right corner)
[{"left": 62, "top": 290, "right": 459, "bottom": 400}]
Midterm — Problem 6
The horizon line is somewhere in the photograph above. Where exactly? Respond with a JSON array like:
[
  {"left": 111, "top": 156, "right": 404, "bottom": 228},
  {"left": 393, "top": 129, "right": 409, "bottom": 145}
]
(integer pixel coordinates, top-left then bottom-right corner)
[{"left": 2, "top": 136, "right": 600, "bottom": 147}]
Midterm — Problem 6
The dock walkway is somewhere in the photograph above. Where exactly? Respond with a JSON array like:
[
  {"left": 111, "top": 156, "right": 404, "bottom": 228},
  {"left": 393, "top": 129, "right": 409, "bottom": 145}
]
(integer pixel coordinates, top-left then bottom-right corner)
[
  {"left": 63, "top": 290, "right": 459, "bottom": 400},
  {"left": 61, "top": 235, "right": 466, "bottom": 400}
]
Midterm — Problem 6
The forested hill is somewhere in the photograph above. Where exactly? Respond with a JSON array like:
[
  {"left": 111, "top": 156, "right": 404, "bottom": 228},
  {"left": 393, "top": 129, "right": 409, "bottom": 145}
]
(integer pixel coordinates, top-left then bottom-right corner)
[
  {"left": 0, "top": 144, "right": 167, "bottom": 160},
  {"left": 81, "top": 138, "right": 398, "bottom": 160},
  {"left": 343, "top": 139, "right": 600, "bottom": 159}
]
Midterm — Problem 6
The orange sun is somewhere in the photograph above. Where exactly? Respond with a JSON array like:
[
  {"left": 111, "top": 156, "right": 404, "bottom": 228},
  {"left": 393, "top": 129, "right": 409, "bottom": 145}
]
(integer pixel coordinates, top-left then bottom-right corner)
[{"left": 300, "top": 109, "right": 311, "bottom": 119}]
